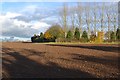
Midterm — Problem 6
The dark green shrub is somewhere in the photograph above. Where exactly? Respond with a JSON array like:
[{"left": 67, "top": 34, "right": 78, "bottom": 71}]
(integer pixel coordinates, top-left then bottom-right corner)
[
  {"left": 81, "top": 31, "right": 89, "bottom": 42},
  {"left": 66, "top": 30, "right": 73, "bottom": 39},
  {"left": 110, "top": 31, "right": 116, "bottom": 41},
  {"left": 74, "top": 27, "right": 80, "bottom": 40},
  {"left": 116, "top": 28, "right": 120, "bottom": 41},
  {"left": 90, "top": 34, "right": 96, "bottom": 42}
]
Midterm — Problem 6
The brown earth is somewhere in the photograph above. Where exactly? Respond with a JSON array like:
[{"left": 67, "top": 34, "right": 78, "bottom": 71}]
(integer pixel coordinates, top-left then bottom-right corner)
[{"left": 1, "top": 42, "right": 120, "bottom": 78}]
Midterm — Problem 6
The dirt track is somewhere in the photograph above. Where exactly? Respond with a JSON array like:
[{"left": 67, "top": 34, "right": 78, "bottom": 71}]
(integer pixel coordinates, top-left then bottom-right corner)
[{"left": 1, "top": 42, "right": 120, "bottom": 78}]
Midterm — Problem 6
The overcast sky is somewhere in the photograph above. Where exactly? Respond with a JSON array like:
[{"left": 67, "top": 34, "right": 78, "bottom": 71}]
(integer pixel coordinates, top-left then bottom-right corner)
[{"left": 0, "top": 0, "right": 119, "bottom": 41}]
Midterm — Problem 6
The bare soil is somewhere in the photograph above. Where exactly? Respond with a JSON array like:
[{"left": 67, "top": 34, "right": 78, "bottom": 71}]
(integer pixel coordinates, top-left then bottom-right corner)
[{"left": 1, "top": 42, "right": 120, "bottom": 78}]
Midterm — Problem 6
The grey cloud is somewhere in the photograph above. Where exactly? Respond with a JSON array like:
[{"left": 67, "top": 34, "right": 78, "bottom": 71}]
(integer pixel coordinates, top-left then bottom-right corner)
[
  {"left": 1, "top": 5, "right": 60, "bottom": 39},
  {"left": 1, "top": 18, "right": 39, "bottom": 38},
  {"left": 2, "top": 27, "right": 39, "bottom": 38},
  {"left": 13, "top": 7, "right": 59, "bottom": 22}
]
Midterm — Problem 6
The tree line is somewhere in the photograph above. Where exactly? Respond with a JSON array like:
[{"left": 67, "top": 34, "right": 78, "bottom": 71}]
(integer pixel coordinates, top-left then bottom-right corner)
[
  {"left": 31, "top": 2, "right": 120, "bottom": 43},
  {"left": 31, "top": 24, "right": 120, "bottom": 43}
]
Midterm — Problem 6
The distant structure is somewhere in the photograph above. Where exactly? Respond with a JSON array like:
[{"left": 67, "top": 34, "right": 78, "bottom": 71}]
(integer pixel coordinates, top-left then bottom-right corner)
[{"left": 2, "top": 37, "right": 19, "bottom": 42}]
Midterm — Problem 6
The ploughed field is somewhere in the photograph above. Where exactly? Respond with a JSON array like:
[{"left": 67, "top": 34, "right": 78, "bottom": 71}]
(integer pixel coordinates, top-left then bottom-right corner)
[{"left": 2, "top": 42, "right": 120, "bottom": 78}]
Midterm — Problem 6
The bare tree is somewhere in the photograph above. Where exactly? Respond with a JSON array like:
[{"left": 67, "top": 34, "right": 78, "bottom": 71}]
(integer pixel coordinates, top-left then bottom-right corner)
[
  {"left": 111, "top": 3, "right": 118, "bottom": 40},
  {"left": 76, "top": 2, "right": 83, "bottom": 38},
  {"left": 93, "top": 3, "right": 98, "bottom": 36},
  {"left": 69, "top": 6, "right": 76, "bottom": 36},
  {"left": 59, "top": 3, "right": 68, "bottom": 38},
  {"left": 105, "top": 3, "right": 118, "bottom": 40},
  {"left": 85, "top": 4, "right": 91, "bottom": 39},
  {"left": 99, "top": 3, "right": 105, "bottom": 32},
  {"left": 105, "top": 4, "right": 111, "bottom": 40}
]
